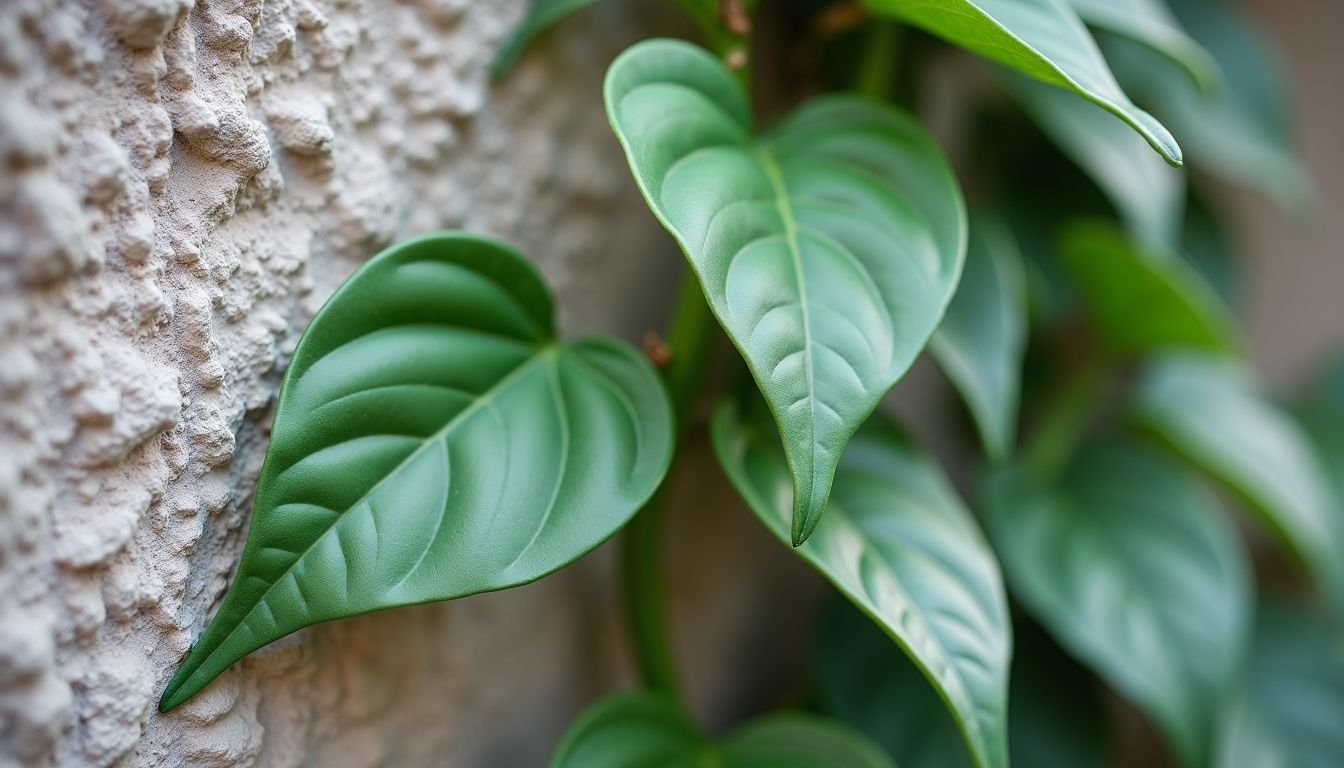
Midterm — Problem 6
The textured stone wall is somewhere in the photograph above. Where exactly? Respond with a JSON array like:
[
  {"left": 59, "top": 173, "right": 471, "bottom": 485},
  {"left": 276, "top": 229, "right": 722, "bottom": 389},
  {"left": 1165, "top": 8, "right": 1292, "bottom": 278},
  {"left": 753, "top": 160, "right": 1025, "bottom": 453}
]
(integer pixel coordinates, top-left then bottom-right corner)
[{"left": 0, "top": 1, "right": 688, "bottom": 765}]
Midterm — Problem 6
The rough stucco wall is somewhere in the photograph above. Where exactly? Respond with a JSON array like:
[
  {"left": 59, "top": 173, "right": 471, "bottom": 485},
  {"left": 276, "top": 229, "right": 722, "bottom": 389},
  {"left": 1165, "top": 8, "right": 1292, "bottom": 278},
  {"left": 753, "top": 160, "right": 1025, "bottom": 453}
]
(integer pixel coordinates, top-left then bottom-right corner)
[{"left": 0, "top": 1, "right": 686, "bottom": 765}]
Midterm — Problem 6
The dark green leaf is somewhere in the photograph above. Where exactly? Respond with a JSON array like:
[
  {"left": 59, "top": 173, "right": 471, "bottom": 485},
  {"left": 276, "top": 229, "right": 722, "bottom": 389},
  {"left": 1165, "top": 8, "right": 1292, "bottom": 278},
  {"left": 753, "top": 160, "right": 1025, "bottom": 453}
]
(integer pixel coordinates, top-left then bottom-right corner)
[
  {"left": 492, "top": 0, "right": 603, "bottom": 78},
  {"left": 160, "top": 234, "right": 674, "bottom": 711},
  {"left": 816, "top": 601, "right": 1104, "bottom": 768},
  {"left": 1215, "top": 603, "right": 1344, "bottom": 768},
  {"left": 1004, "top": 72, "right": 1185, "bottom": 247},
  {"left": 1135, "top": 353, "right": 1344, "bottom": 612},
  {"left": 931, "top": 213, "right": 1028, "bottom": 461},
  {"left": 1059, "top": 219, "right": 1238, "bottom": 355},
  {"left": 983, "top": 441, "right": 1251, "bottom": 765},
  {"left": 1069, "top": 0, "right": 1218, "bottom": 91},
  {"left": 1104, "top": 0, "right": 1310, "bottom": 210},
  {"left": 714, "top": 403, "right": 1010, "bottom": 768},
  {"left": 863, "top": 0, "right": 1182, "bottom": 165},
  {"left": 550, "top": 692, "right": 895, "bottom": 768},
  {"left": 606, "top": 39, "right": 966, "bottom": 544},
  {"left": 1179, "top": 192, "right": 1240, "bottom": 307}
]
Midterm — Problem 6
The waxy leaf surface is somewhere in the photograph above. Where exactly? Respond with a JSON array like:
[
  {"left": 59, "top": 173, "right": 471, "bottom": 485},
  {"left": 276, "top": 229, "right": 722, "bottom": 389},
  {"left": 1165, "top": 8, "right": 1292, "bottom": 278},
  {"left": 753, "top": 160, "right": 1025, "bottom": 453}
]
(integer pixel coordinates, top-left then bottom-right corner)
[
  {"left": 160, "top": 234, "right": 673, "bottom": 711},
  {"left": 1059, "top": 220, "right": 1237, "bottom": 355},
  {"left": 1069, "top": 0, "right": 1217, "bottom": 91},
  {"left": 863, "top": 0, "right": 1181, "bottom": 165},
  {"left": 1135, "top": 353, "right": 1344, "bottom": 612},
  {"left": 931, "top": 213, "right": 1028, "bottom": 461},
  {"left": 983, "top": 441, "right": 1250, "bottom": 766},
  {"left": 714, "top": 403, "right": 1010, "bottom": 768},
  {"left": 606, "top": 39, "right": 966, "bottom": 544},
  {"left": 551, "top": 692, "right": 895, "bottom": 768}
]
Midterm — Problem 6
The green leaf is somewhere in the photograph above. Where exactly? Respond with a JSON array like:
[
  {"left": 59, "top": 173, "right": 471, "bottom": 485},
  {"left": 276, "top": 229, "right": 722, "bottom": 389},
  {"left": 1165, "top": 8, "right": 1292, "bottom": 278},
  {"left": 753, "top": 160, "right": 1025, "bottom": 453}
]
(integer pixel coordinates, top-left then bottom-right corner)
[
  {"left": 983, "top": 441, "right": 1251, "bottom": 766},
  {"left": 160, "top": 233, "right": 674, "bottom": 711},
  {"left": 1134, "top": 353, "right": 1344, "bottom": 612},
  {"left": 863, "top": 0, "right": 1182, "bottom": 166},
  {"left": 1103, "top": 0, "right": 1310, "bottom": 210},
  {"left": 816, "top": 601, "right": 1104, "bottom": 768},
  {"left": 550, "top": 692, "right": 896, "bottom": 768},
  {"left": 1059, "top": 219, "right": 1238, "bottom": 355},
  {"left": 606, "top": 39, "right": 966, "bottom": 545},
  {"left": 1214, "top": 603, "right": 1344, "bottom": 768},
  {"left": 713, "top": 403, "right": 1010, "bottom": 768},
  {"left": 492, "top": 0, "right": 602, "bottom": 78},
  {"left": 1068, "top": 0, "right": 1218, "bottom": 91},
  {"left": 1179, "top": 192, "right": 1240, "bottom": 308},
  {"left": 1003, "top": 72, "right": 1185, "bottom": 248},
  {"left": 930, "top": 213, "right": 1028, "bottom": 461}
]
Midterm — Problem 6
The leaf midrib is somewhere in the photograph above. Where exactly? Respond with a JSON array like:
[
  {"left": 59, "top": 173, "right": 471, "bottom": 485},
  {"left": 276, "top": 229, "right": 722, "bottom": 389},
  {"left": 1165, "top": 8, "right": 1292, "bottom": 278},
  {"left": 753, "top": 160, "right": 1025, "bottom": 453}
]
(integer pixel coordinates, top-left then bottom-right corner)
[{"left": 167, "top": 343, "right": 562, "bottom": 699}]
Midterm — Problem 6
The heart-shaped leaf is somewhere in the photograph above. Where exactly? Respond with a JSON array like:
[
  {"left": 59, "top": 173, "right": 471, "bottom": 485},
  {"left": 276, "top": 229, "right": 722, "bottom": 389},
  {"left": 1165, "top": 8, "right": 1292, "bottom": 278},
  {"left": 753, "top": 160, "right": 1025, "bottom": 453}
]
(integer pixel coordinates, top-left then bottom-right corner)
[
  {"left": 1059, "top": 220, "right": 1237, "bottom": 355},
  {"left": 713, "top": 402, "right": 1010, "bottom": 768},
  {"left": 1068, "top": 0, "right": 1218, "bottom": 91},
  {"left": 930, "top": 212, "right": 1028, "bottom": 461},
  {"left": 550, "top": 692, "right": 895, "bottom": 768},
  {"left": 492, "top": 0, "right": 603, "bottom": 77},
  {"left": 1103, "top": 0, "right": 1309, "bottom": 211},
  {"left": 863, "top": 0, "right": 1182, "bottom": 166},
  {"left": 160, "top": 233, "right": 674, "bottom": 711},
  {"left": 983, "top": 441, "right": 1251, "bottom": 766},
  {"left": 1214, "top": 603, "right": 1344, "bottom": 768},
  {"left": 606, "top": 38, "right": 967, "bottom": 544},
  {"left": 1003, "top": 72, "right": 1185, "bottom": 248},
  {"left": 1134, "top": 353, "right": 1344, "bottom": 612}
]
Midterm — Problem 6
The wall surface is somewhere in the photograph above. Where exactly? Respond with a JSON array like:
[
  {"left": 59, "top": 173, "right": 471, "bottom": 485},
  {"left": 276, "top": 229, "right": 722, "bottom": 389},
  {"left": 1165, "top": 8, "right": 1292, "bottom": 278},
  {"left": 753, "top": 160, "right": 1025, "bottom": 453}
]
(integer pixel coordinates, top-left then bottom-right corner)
[{"left": 0, "top": 1, "right": 688, "bottom": 766}]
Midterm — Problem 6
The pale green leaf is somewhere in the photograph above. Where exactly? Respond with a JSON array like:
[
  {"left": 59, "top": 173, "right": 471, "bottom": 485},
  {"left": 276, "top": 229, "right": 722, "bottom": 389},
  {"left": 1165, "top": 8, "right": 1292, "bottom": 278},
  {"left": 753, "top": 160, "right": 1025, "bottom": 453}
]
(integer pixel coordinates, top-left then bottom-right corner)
[
  {"left": 714, "top": 403, "right": 1010, "bottom": 768},
  {"left": 1135, "top": 353, "right": 1344, "bottom": 612},
  {"left": 606, "top": 39, "right": 966, "bottom": 544},
  {"left": 931, "top": 213, "right": 1028, "bottom": 460},
  {"left": 1104, "top": 0, "right": 1310, "bottom": 210},
  {"left": 983, "top": 441, "right": 1251, "bottom": 766},
  {"left": 1004, "top": 72, "right": 1185, "bottom": 247},
  {"left": 550, "top": 692, "right": 895, "bottom": 768},
  {"left": 160, "top": 234, "right": 674, "bottom": 711},
  {"left": 864, "top": 0, "right": 1182, "bottom": 165},
  {"left": 1215, "top": 603, "right": 1344, "bottom": 768},
  {"left": 1069, "top": 0, "right": 1218, "bottom": 91}
]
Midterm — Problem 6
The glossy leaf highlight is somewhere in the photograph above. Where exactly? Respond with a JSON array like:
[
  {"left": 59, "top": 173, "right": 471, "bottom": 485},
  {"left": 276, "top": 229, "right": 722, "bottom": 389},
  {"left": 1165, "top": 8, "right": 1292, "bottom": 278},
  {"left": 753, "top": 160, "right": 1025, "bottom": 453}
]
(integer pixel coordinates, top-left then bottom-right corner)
[
  {"left": 983, "top": 441, "right": 1250, "bottom": 765},
  {"left": 864, "top": 0, "right": 1182, "bottom": 165},
  {"left": 714, "top": 403, "right": 1010, "bottom": 768},
  {"left": 607, "top": 39, "right": 966, "bottom": 544},
  {"left": 1135, "top": 353, "right": 1344, "bottom": 612},
  {"left": 931, "top": 213, "right": 1028, "bottom": 461},
  {"left": 550, "top": 692, "right": 895, "bottom": 768},
  {"left": 160, "top": 234, "right": 674, "bottom": 711}
]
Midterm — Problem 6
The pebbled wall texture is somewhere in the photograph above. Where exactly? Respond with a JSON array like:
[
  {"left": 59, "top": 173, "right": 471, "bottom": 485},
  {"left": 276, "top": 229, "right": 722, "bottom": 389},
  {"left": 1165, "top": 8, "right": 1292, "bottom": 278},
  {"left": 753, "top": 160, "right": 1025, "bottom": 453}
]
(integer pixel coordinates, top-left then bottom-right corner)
[
  {"left": 0, "top": 1, "right": 713, "bottom": 766},
  {"left": 3, "top": 1, "right": 1341, "bottom": 767}
]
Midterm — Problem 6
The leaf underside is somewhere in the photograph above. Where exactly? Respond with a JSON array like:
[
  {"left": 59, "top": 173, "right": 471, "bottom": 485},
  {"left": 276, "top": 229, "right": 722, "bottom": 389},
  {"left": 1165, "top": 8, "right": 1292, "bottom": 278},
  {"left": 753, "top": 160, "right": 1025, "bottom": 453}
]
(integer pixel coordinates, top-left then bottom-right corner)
[
  {"left": 161, "top": 234, "right": 673, "bottom": 711},
  {"left": 983, "top": 441, "right": 1250, "bottom": 766},
  {"left": 606, "top": 38, "right": 966, "bottom": 544},
  {"left": 713, "top": 402, "right": 1011, "bottom": 768},
  {"left": 550, "top": 692, "right": 895, "bottom": 768},
  {"left": 863, "top": 0, "right": 1182, "bottom": 165}
]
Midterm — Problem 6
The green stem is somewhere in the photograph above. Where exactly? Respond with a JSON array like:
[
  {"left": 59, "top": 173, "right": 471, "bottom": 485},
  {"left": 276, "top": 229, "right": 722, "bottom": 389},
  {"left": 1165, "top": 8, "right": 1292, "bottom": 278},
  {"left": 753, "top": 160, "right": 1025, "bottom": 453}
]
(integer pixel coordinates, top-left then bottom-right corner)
[
  {"left": 1021, "top": 357, "right": 1110, "bottom": 483},
  {"left": 622, "top": 269, "right": 717, "bottom": 701},
  {"left": 855, "top": 22, "right": 901, "bottom": 101}
]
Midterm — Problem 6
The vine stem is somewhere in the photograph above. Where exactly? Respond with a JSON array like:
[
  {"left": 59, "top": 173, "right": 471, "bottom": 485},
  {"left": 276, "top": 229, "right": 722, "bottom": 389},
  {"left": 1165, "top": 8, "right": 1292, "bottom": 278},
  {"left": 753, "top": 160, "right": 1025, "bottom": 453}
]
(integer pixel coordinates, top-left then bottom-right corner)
[{"left": 621, "top": 270, "right": 717, "bottom": 701}]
